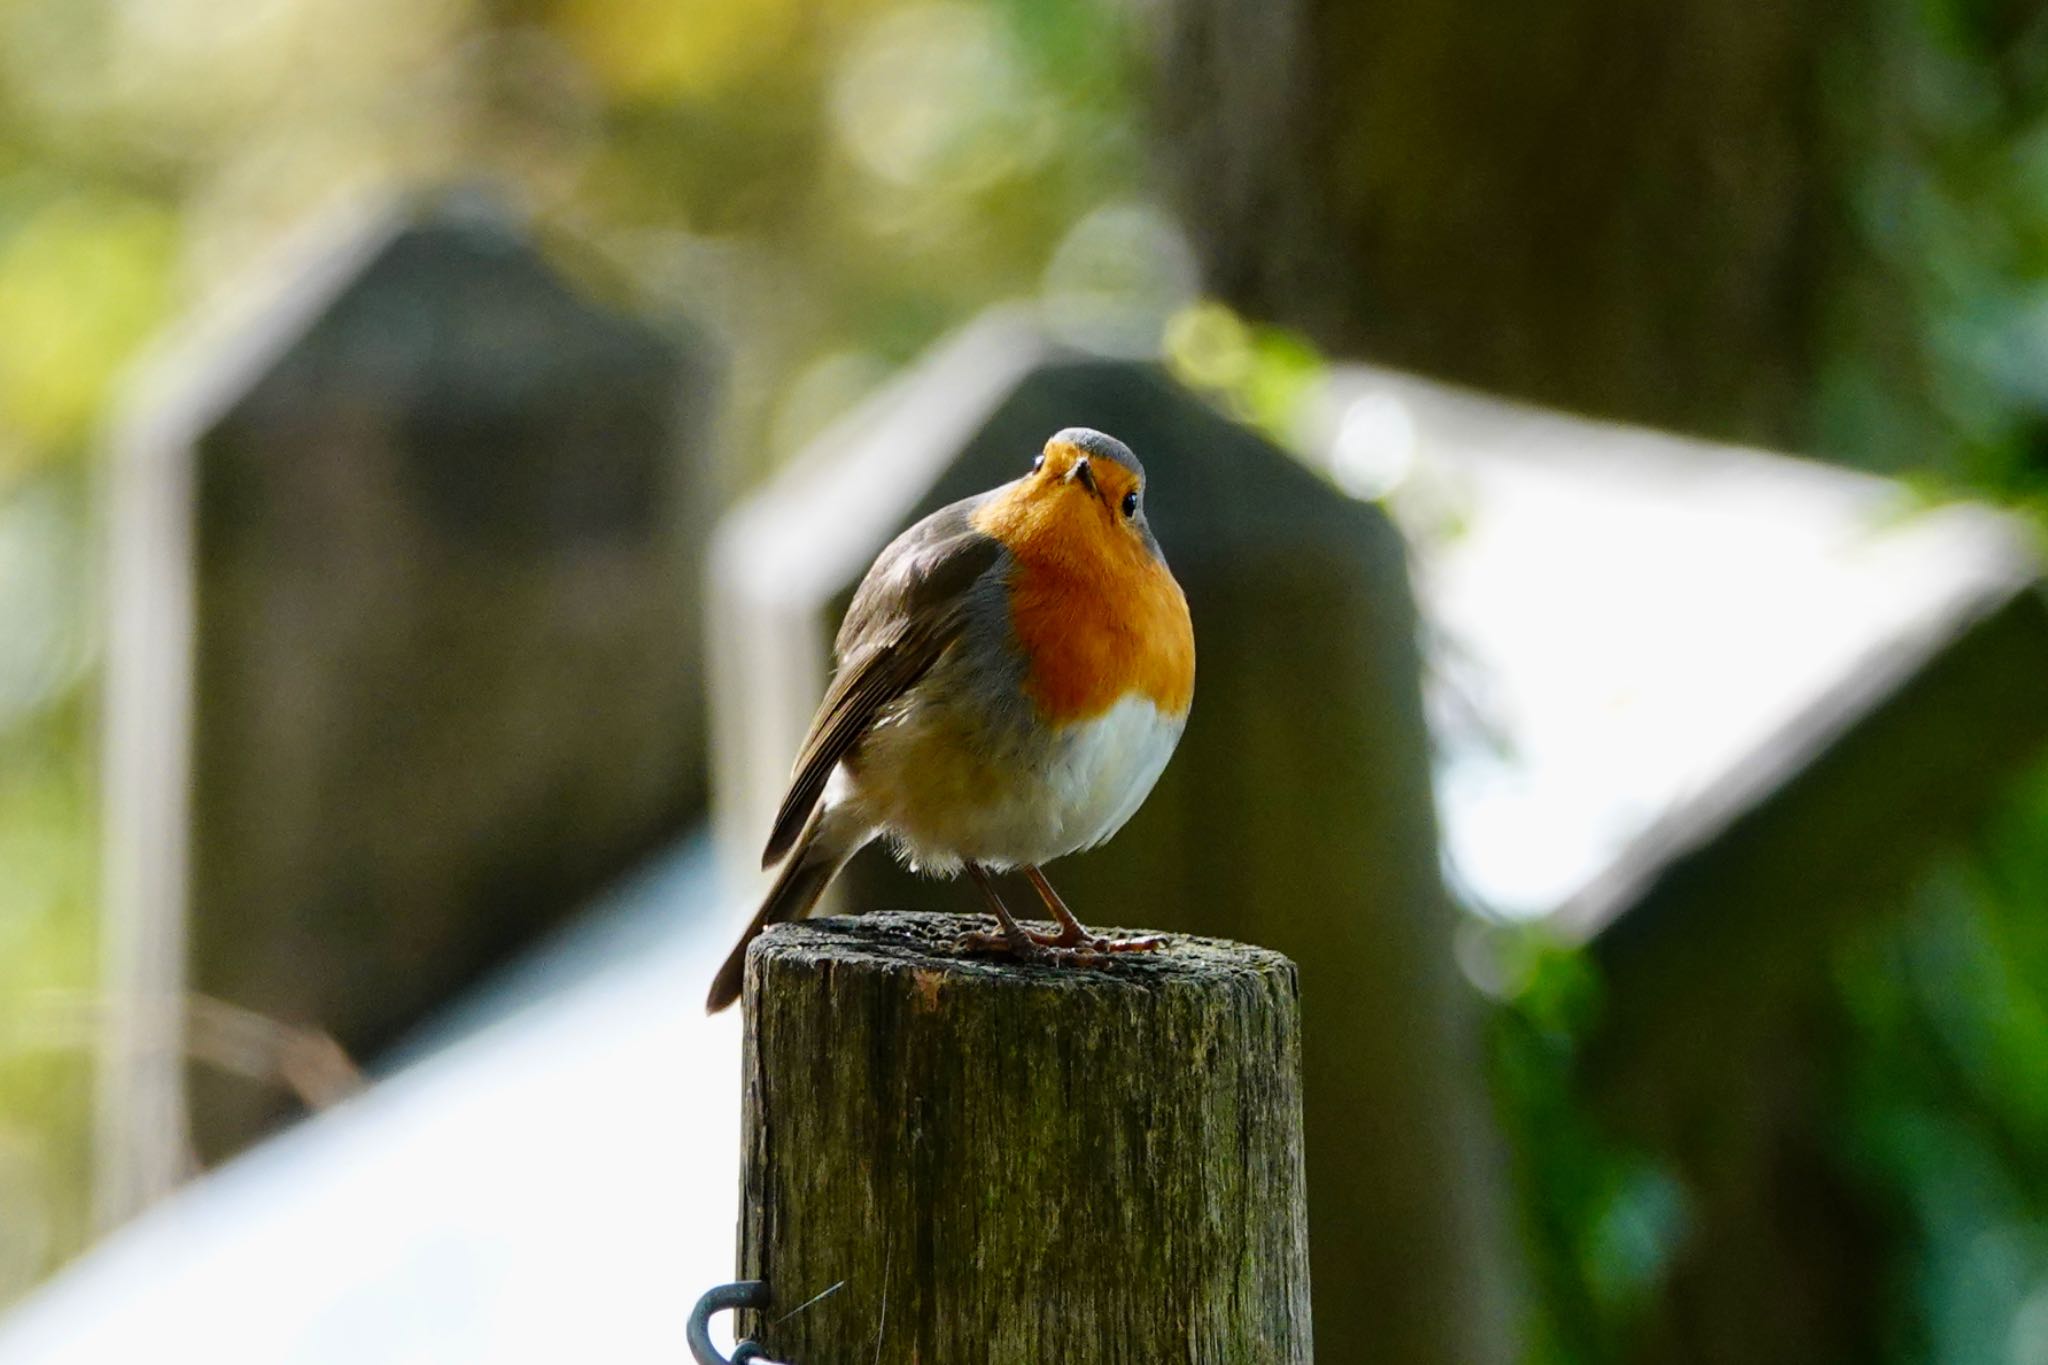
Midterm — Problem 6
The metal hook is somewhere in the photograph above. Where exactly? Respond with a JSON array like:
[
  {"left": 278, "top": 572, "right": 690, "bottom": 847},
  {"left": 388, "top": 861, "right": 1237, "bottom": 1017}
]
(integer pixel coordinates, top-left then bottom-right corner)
[{"left": 688, "top": 1280, "right": 788, "bottom": 1365}]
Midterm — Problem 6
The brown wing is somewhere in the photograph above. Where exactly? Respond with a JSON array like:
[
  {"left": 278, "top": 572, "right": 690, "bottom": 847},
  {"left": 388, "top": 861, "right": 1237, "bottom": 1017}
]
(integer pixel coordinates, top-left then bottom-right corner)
[{"left": 760, "top": 492, "right": 1006, "bottom": 866}]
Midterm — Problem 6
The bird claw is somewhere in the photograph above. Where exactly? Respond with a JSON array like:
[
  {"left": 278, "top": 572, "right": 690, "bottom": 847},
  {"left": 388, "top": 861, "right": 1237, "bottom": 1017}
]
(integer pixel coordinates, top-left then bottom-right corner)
[
  {"left": 952, "top": 928, "right": 1023, "bottom": 957},
  {"left": 952, "top": 924, "right": 1169, "bottom": 966},
  {"left": 952, "top": 929, "right": 1078, "bottom": 964},
  {"left": 1096, "top": 933, "right": 1168, "bottom": 953},
  {"left": 1021, "top": 922, "right": 1169, "bottom": 954}
]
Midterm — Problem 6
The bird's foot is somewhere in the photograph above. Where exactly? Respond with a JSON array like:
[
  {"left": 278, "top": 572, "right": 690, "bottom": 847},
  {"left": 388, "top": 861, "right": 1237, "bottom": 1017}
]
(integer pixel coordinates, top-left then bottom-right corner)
[
  {"left": 953, "top": 923, "right": 1168, "bottom": 964},
  {"left": 1091, "top": 931, "right": 1169, "bottom": 953},
  {"left": 952, "top": 926, "right": 1056, "bottom": 960},
  {"left": 1023, "top": 922, "right": 1169, "bottom": 954}
]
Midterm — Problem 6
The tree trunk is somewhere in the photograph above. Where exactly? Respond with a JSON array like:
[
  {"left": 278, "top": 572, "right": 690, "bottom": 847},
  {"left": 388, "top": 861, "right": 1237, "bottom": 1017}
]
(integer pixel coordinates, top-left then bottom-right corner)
[{"left": 1153, "top": 0, "right": 1844, "bottom": 448}]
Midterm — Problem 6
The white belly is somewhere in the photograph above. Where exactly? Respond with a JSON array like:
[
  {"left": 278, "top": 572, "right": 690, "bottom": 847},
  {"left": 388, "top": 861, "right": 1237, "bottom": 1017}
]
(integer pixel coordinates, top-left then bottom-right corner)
[{"left": 843, "top": 692, "right": 1186, "bottom": 874}]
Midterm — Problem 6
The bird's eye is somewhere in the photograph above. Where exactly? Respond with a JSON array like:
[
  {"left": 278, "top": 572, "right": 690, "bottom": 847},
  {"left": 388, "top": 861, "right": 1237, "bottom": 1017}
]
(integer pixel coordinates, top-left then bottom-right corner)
[
  {"left": 1121, "top": 490, "right": 1139, "bottom": 519},
  {"left": 1031, "top": 453, "right": 1045, "bottom": 473}
]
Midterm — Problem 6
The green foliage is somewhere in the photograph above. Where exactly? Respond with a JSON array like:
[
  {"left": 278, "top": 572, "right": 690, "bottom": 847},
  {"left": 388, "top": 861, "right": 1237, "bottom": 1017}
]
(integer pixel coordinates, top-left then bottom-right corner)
[
  {"left": 1163, "top": 301, "right": 1327, "bottom": 449},
  {"left": 1821, "top": 0, "right": 2048, "bottom": 505},
  {"left": 1812, "top": 2, "right": 2048, "bottom": 1361},
  {"left": 1833, "top": 761, "right": 2048, "bottom": 1365},
  {"left": 1485, "top": 930, "right": 1689, "bottom": 1365},
  {"left": 0, "top": 467, "right": 99, "bottom": 1305}
]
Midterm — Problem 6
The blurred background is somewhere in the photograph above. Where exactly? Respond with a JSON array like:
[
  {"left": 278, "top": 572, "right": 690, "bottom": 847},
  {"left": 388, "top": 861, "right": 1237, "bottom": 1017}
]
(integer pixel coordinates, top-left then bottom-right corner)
[{"left": 5, "top": 0, "right": 2048, "bottom": 1361}]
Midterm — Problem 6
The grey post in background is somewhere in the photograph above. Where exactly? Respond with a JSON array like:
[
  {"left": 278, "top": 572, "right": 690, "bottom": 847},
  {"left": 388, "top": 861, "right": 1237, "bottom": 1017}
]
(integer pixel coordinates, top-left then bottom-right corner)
[
  {"left": 709, "top": 311, "right": 1514, "bottom": 1365},
  {"left": 99, "top": 191, "right": 717, "bottom": 1223}
]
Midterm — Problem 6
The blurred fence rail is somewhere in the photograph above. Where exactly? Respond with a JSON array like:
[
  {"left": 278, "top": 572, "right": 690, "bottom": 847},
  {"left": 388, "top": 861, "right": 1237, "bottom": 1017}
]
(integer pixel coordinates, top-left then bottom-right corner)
[{"left": 97, "top": 190, "right": 718, "bottom": 1225}]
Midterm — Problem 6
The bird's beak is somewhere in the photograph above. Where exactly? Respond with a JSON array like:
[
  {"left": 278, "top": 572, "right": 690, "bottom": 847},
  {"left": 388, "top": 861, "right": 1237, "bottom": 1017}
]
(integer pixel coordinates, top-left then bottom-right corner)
[{"left": 1066, "top": 456, "right": 1097, "bottom": 495}]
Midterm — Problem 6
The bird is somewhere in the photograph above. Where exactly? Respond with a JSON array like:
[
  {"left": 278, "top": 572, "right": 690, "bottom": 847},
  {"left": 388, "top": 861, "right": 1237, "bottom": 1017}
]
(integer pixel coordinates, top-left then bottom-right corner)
[{"left": 705, "top": 426, "right": 1195, "bottom": 1014}]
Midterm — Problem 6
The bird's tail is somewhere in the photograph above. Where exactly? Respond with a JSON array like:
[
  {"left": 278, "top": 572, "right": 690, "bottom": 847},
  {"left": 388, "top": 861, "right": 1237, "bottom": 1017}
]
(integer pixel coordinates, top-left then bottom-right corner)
[{"left": 705, "top": 806, "right": 866, "bottom": 1014}]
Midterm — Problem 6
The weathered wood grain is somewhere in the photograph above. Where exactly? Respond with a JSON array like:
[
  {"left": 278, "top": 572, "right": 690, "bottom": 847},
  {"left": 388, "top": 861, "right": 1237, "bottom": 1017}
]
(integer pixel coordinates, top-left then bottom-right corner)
[{"left": 739, "top": 911, "right": 1311, "bottom": 1364}]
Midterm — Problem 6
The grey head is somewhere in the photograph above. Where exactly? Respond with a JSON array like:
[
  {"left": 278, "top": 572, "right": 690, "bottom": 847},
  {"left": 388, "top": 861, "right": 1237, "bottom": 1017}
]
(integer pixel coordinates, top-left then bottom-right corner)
[{"left": 1049, "top": 426, "right": 1144, "bottom": 483}]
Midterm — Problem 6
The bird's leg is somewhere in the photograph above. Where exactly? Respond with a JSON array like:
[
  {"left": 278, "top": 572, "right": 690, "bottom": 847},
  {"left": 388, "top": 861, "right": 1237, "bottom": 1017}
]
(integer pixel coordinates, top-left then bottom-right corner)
[
  {"left": 1022, "top": 866, "right": 1167, "bottom": 953},
  {"left": 954, "top": 862, "right": 1045, "bottom": 958},
  {"left": 1017, "top": 865, "right": 1091, "bottom": 947}
]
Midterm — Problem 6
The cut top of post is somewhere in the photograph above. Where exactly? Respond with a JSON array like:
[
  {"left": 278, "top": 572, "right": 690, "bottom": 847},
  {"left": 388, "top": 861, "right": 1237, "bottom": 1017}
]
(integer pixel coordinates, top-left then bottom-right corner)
[{"left": 745, "top": 911, "right": 1296, "bottom": 1003}]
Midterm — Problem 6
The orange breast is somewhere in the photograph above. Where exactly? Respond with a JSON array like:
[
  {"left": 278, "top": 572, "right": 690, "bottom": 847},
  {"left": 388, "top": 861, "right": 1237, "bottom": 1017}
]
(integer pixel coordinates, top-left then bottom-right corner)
[{"left": 973, "top": 484, "right": 1195, "bottom": 725}]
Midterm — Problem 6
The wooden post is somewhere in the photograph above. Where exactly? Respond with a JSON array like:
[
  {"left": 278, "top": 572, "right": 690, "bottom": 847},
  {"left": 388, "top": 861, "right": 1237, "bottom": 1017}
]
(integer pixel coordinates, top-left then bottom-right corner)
[{"left": 738, "top": 912, "right": 1311, "bottom": 1364}]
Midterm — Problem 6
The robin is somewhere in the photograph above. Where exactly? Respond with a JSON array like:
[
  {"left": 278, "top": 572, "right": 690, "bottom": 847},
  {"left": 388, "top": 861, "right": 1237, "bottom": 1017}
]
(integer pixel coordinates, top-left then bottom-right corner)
[{"left": 706, "top": 427, "right": 1196, "bottom": 1013}]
